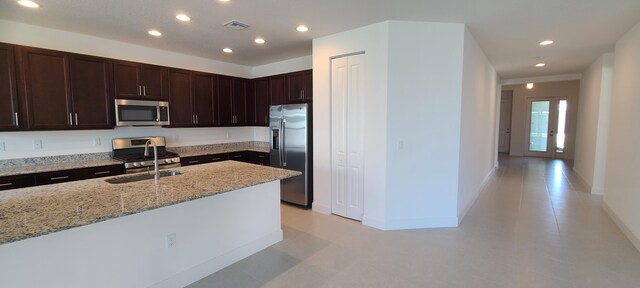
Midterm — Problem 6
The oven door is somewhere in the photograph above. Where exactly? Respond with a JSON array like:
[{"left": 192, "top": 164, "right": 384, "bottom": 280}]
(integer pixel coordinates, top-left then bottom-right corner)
[{"left": 115, "top": 99, "right": 170, "bottom": 126}]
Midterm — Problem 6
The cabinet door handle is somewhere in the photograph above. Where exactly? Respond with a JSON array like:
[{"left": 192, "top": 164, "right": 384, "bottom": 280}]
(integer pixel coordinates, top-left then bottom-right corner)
[
  {"left": 143, "top": 85, "right": 146, "bottom": 96},
  {"left": 138, "top": 85, "right": 142, "bottom": 95},
  {"left": 195, "top": 115, "right": 198, "bottom": 124},
  {"left": 188, "top": 160, "right": 200, "bottom": 164},
  {"left": 0, "top": 183, "right": 13, "bottom": 187},
  {"left": 69, "top": 113, "right": 73, "bottom": 125},
  {"left": 192, "top": 115, "right": 195, "bottom": 124},
  {"left": 257, "top": 155, "right": 265, "bottom": 158},
  {"left": 14, "top": 112, "right": 19, "bottom": 126},
  {"left": 233, "top": 155, "right": 242, "bottom": 158},
  {"left": 74, "top": 113, "right": 79, "bottom": 125},
  {"left": 50, "top": 176, "right": 70, "bottom": 181},
  {"left": 94, "top": 171, "right": 111, "bottom": 175},
  {"left": 211, "top": 157, "right": 222, "bottom": 161}
]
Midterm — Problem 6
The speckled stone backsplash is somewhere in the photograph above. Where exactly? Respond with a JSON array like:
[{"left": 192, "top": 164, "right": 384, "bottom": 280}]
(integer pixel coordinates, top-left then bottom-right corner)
[{"left": 0, "top": 152, "right": 114, "bottom": 169}]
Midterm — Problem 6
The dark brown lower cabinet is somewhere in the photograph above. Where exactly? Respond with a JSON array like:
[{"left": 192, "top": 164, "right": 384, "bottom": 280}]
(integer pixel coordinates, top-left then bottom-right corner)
[
  {"left": 180, "top": 153, "right": 228, "bottom": 167},
  {"left": 0, "top": 164, "right": 124, "bottom": 191},
  {"left": 35, "top": 164, "right": 125, "bottom": 185},
  {"left": 0, "top": 174, "right": 36, "bottom": 191},
  {"left": 180, "top": 151, "right": 269, "bottom": 167}
]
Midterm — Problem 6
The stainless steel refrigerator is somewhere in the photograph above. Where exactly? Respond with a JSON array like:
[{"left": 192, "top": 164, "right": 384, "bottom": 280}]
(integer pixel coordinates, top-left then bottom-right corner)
[{"left": 270, "top": 104, "right": 312, "bottom": 207}]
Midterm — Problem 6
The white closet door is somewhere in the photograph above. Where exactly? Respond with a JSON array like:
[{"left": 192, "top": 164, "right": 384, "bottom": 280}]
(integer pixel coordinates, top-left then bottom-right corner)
[
  {"left": 331, "top": 54, "right": 364, "bottom": 221},
  {"left": 331, "top": 57, "right": 348, "bottom": 218}
]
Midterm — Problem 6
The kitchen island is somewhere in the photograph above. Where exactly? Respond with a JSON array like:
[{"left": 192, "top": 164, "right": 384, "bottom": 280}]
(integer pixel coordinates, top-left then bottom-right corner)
[{"left": 0, "top": 161, "right": 299, "bottom": 288}]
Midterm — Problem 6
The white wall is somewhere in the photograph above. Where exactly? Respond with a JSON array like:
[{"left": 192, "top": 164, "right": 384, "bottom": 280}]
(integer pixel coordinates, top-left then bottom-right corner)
[
  {"left": 457, "top": 28, "right": 499, "bottom": 220},
  {"left": 314, "top": 21, "right": 498, "bottom": 230},
  {"left": 502, "top": 80, "right": 580, "bottom": 158},
  {"left": 603, "top": 21, "right": 640, "bottom": 251},
  {"left": 384, "top": 21, "right": 465, "bottom": 228},
  {"left": 251, "top": 55, "right": 312, "bottom": 78},
  {"left": 573, "top": 53, "right": 614, "bottom": 194},
  {"left": 312, "top": 22, "right": 390, "bottom": 224}
]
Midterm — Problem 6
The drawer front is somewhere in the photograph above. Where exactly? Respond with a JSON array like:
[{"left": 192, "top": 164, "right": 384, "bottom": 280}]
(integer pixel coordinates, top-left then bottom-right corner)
[
  {"left": 35, "top": 170, "right": 79, "bottom": 185},
  {"left": 77, "top": 165, "right": 125, "bottom": 180},
  {"left": 227, "top": 152, "right": 247, "bottom": 161},
  {"left": 180, "top": 154, "right": 229, "bottom": 166},
  {"left": 253, "top": 152, "right": 270, "bottom": 165},
  {"left": 0, "top": 174, "right": 36, "bottom": 191}
]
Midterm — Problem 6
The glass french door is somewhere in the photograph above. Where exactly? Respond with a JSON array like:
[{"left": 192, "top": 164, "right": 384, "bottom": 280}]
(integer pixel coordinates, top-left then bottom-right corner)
[{"left": 525, "top": 97, "right": 568, "bottom": 158}]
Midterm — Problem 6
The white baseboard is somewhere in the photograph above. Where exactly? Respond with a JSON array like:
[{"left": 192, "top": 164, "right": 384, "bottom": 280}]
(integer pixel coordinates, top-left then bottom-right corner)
[
  {"left": 603, "top": 201, "right": 640, "bottom": 253},
  {"left": 151, "top": 230, "right": 283, "bottom": 288},
  {"left": 312, "top": 202, "right": 331, "bottom": 215},
  {"left": 384, "top": 217, "right": 459, "bottom": 230},
  {"left": 572, "top": 168, "right": 594, "bottom": 193},
  {"left": 362, "top": 216, "right": 385, "bottom": 230},
  {"left": 591, "top": 187, "right": 604, "bottom": 195},
  {"left": 458, "top": 166, "right": 497, "bottom": 223}
]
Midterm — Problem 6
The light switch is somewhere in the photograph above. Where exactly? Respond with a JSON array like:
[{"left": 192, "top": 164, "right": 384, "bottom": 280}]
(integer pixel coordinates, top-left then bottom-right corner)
[{"left": 397, "top": 141, "right": 404, "bottom": 150}]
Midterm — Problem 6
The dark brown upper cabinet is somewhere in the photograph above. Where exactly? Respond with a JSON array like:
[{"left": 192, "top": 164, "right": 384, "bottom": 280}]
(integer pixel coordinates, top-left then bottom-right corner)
[
  {"left": 18, "top": 47, "right": 114, "bottom": 130},
  {"left": 167, "top": 69, "right": 216, "bottom": 127},
  {"left": 68, "top": 54, "right": 114, "bottom": 129},
  {"left": 0, "top": 43, "right": 20, "bottom": 130},
  {"left": 286, "top": 70, "right": 312, "bottom": 102},
  {"left": 217, "top": 76, "right": 247, "bottom": 126},
  {"left": 269, "top": 75, "right": 286, "bottom": 106},
  {"left": 252, "top": 77, "right": 269, "bottom": 126},
  {"left": 192, "top": 72, "right": 216, "bottom": 127},
  {"left": 114, "top": 60, "right": 167, "bottom": 100},
  {"left": 19, "top": 47, "right": 73, "bottom": 130}
]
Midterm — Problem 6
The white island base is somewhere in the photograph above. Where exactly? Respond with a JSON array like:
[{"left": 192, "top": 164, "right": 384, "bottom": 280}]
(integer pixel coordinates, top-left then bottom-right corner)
[{"left": 0, "top": 180, "right": 282, "bottom": 288}]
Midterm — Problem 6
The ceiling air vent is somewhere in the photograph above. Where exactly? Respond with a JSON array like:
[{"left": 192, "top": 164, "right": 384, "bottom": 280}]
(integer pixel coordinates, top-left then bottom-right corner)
[{"left": 223, "top": 20, "right": 250, "bottom": 30}]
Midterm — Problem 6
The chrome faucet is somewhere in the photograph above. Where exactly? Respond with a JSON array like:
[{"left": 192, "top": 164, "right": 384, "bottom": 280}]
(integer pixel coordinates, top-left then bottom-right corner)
[{"left": 144, "top": 139, "right": 160, "bottom": 183}]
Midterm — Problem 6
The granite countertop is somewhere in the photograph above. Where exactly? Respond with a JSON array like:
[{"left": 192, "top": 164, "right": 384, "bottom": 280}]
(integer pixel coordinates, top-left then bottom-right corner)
[
  {"left": 0, "top": 159, "right": 123, "bottom": 177},
  {"left": 0, "top": 161, "right": 300, "bottom": 245},
  {"left": 171, "top": 144, "right": 269, "bottom": 158}
]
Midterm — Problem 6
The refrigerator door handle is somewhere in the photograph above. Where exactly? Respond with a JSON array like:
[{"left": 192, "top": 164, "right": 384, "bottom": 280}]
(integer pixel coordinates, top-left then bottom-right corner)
[{"left": 282, "top": 119, "right": 287, "bottom": 166}]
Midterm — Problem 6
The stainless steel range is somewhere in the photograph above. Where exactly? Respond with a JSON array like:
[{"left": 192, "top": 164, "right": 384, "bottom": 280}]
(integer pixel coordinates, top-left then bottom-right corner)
[{"left": 112, "top": 136, "right": 181, "bottom": 173}]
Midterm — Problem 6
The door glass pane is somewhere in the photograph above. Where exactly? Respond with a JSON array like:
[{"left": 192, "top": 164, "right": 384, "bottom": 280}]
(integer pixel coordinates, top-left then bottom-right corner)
[
  {"left": 556, "top": 100, "right": 567, "bottom": 153},
  {"left": 529, "top": 101, "right": 550, "bottom": 152}
]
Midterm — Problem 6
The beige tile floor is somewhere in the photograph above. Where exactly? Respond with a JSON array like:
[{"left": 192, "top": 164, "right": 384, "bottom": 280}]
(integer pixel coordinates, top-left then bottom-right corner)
[{"left": 188, "top": 156, "right": 640, "bottom": 287}]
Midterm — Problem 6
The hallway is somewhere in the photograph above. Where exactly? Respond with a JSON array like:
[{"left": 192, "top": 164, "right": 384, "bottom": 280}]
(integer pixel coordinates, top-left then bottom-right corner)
[{"left": 189, "top": 156, "right": 640, "bottom": 287}]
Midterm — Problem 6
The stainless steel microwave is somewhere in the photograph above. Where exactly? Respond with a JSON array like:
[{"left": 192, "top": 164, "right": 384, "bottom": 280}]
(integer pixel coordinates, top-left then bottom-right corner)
[{"left": 114, "top": 99, "right": 170, "bottom": 126}]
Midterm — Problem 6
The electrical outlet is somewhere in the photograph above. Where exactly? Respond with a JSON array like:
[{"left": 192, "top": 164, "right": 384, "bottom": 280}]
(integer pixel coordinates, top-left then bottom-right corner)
[
  {"left": 0, "top": 142, "right": 5, "bottom": 151},
  {"left": 93, "top": 137, "right": 101, "bottom": 146},
  {"left": 166, "top": 233, "right": 177, "bottom": 248},
  {"left": 33, "top": 140, "right": 42, "bottom": 150},
  {"left": 397, "top": 141, "right": 404, "bottom": 150}
]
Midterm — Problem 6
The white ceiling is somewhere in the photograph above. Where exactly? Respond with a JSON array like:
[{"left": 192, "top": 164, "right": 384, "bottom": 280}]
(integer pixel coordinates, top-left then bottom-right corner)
[{"left": 1, "top": 0, "right": 639, "bottom": 79}]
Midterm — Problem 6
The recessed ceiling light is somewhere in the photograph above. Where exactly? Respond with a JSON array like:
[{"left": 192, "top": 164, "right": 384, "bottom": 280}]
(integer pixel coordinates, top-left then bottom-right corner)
[
  {"left": 17, "top": 0, "right": 39, "bottom": 8},
  {"left": 176, "top": 14, "right": 191, "bottom": 22},
  {"left": 526, "top": 83, "right": 534, "bottom": 89},
  {"left": 296, "top": 25, "right": 309, "bottom": 32},
  {"left": 536, "top": 63, "right": 546, "bottom": 67},
  {"left": 219, "top": 0, "right": 230, "bottom": 2},
  {"left": 223, "top": 48, "right": 233, "bottom": 53},
  {"left": 254, "top": 38, "right": 266, "bottom": 44},
  {"left": 148, "top": 30, "right": 162, "bottom": 37},
  {"left": 540, "top": 40, "right": 554, "bottom": 46}
]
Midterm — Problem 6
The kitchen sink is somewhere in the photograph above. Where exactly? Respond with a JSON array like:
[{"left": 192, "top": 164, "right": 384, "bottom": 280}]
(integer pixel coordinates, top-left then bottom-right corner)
[{"left": 105, "top": 170, "right": 183, "bottom": 184}]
